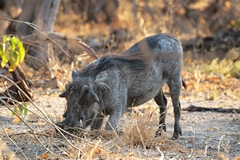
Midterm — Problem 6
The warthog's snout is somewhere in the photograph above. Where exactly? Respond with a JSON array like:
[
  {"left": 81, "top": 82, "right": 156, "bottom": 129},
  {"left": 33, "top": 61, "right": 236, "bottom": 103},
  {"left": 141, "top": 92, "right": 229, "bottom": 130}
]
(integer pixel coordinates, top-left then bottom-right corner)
[{"left": 56, "top": 113, "right": 81, "bottom": 129}]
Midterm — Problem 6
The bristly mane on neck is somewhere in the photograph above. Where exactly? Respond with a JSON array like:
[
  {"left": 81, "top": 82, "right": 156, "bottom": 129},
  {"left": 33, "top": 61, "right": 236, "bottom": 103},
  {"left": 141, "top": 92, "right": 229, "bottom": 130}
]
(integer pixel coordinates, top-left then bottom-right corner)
[{"left": 79, "top": 54, "right": 146, "bottom": 78}]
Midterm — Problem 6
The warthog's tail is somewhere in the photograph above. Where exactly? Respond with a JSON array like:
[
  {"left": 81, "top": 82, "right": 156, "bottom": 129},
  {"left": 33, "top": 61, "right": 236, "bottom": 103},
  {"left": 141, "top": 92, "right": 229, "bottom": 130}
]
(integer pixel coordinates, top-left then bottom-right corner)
[{"left": 182, "top": 80, "right": 187, "bottom": 89}]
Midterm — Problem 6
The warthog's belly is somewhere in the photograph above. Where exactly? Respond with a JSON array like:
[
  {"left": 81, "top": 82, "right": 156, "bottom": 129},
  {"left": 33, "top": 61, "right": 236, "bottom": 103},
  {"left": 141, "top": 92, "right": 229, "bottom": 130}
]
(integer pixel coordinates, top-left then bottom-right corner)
[{"left": 127, "top": 81, "right": 165, "bottom": 107}]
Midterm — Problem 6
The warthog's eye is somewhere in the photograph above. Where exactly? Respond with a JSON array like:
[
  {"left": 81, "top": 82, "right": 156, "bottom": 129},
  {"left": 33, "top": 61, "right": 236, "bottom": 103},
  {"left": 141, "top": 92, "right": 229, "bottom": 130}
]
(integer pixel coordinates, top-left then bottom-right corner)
[{"left": 78, "top": 98, "right": 85, "bottom": 106}]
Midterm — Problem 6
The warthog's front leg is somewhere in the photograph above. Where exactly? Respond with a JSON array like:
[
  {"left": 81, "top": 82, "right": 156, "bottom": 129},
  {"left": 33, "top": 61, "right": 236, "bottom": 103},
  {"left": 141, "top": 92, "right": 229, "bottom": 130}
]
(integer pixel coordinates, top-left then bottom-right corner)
[
  {"left": 154, "top": 91, "right": 167, "bottom": 136},
  {"left": 167, "top": 79, "right": 182, "bottom": 139},
  {"left": 105, "top": 106, "right": 123, "bottom": 130},
  {"left": 91, "top": 112, "right": 104, "bottom": 130}
]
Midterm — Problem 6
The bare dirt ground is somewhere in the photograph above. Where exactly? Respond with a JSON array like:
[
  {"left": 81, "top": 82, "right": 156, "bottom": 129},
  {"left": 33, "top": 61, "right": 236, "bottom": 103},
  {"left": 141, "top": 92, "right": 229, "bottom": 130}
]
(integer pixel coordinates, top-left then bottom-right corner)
[
  {"left": 0, "top": 85, "right": 239, "bottom": 159},
  {"left": 1, "top": 0, "right": 240, "bottom": 159}
]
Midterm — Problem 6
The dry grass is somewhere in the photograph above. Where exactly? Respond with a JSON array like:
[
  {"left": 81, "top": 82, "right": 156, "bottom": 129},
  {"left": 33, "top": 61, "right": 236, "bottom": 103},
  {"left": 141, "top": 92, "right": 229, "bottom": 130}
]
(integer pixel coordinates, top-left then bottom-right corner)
[
  {"left": 0, "top": 82, "right": 172, "bottom": 159},
  {"left": 122, "top": 110, "right": 166, "bottom": 148},
  {"left": 1, "top": 78, "right": 239, "bottom": 159},
  {"left": 58, "top": 109, "right": 169, "bottom": 159},
  {"left": 1, "top": 0, "right": 240, "bottom": 159},
  {"left": 182, "top": 56, "right": 240, "bottom": 102}
]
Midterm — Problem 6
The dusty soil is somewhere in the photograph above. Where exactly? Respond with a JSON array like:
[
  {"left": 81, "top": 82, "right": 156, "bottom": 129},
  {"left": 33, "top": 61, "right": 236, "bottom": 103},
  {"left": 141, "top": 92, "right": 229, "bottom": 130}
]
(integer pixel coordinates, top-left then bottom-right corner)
[
  {"left": 1, "top": 0, "right": 240, "bottom": 159},
  {"left": 0, "top": 87, "right": 239, "bottom": 159}
]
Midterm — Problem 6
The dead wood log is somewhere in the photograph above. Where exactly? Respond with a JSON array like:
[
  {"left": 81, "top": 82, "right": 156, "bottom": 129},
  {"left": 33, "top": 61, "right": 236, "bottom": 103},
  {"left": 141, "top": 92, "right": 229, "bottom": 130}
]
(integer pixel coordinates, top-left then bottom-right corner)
[
  {"left": 20, "top": 32, "right": 98, "bottom": 61},
  {"left": 183, "top": 105, "right": 240, "bottom": 114},
  {"left": 0, "top": 66, "right": 33, "bottom": 104}
]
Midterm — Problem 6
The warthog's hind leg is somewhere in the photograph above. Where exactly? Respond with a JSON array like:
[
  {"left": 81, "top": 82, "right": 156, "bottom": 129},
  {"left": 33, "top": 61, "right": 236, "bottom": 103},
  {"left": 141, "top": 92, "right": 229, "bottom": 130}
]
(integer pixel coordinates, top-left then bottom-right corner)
[
  {"left": 154, "top": 91, "right": 167, "bottom": 137},
  {"left": 167, "top": 79, "right": 182, "bottom": 139}
]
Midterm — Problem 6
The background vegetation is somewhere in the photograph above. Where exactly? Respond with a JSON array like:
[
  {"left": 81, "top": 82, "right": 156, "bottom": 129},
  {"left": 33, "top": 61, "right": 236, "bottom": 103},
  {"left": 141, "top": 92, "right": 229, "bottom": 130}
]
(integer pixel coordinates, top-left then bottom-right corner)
[{"left": 0, "top": 0, "right": 239, "bottom": 159}]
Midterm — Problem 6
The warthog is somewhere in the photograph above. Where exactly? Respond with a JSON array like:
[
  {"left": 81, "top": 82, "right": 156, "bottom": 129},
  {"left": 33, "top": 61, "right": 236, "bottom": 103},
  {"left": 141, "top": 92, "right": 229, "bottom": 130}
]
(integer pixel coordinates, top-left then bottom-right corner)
[{"left": 58, "top": 34, "right": 184, "bottom": 139}]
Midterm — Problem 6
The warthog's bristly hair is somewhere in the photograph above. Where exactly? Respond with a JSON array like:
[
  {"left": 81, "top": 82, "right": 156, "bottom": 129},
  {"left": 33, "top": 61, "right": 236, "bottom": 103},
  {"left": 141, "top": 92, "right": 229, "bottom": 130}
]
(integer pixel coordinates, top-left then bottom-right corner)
[
  {"left": 80, "top": 55, "right": 146, "bottom": 78},
  {"left": 58, "top": 34, "right": 184, "bottom": 139}
]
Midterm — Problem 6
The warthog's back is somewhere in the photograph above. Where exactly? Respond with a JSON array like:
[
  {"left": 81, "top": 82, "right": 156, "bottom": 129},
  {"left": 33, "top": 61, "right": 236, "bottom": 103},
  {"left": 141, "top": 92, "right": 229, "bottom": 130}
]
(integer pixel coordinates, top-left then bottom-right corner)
[
  {"left": 123, "top": 34, "right": 183, "bottom": 62},
  {"left": 119, "top": 34, "right": 183, "bottom": 106}
]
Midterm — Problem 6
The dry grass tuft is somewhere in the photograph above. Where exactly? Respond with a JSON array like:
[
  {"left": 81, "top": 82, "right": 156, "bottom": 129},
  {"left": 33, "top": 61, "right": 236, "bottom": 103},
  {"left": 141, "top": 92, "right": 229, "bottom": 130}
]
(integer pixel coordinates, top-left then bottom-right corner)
[{"left": 122, "top": 109, "right": 168, "bottom": 149}]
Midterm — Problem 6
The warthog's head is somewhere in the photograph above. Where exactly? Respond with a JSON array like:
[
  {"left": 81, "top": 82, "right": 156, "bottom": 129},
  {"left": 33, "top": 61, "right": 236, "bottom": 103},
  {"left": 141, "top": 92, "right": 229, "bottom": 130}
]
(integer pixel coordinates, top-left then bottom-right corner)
[{"left": 57, "top": 69, "right": 101, "bottom": 129}]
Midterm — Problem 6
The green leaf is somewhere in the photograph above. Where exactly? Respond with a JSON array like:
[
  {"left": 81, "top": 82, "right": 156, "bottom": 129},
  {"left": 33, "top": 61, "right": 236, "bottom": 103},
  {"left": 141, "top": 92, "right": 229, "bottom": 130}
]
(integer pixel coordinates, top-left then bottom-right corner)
[
  {"left": 0, "top": 35, "right": 26, "bottom": 70},
  {"left": 17, "top": 39, "right": 25, "bottom": 63},
  {"left": 12, "top": 103, "right": 29, "bottom": 121},
  {"left": 3, "top": 35, "right": 7, "bottom": 43},
  {"left": 13, "top": 50, "right": 19, "bottom": 65},
  {"left": 22, "top": 103, "right": 28, "bottom": 119},
  {"left": 9, "top": 37, "right": 16, "bottom": 52},
  {"left": 8, "top": 50, "right": 19, "bottom": 72},
  {"left": 9, "top": 64, "right": 17, "bottom": 72},
  {"left": 12, "top": 106, "right": 19, "bottom": 116},
  {"left": 1, "top": 52, "right": 9, "bottom": 68},
  {"left": 0, "top": 43, "right": 3, "bottom": 57}
]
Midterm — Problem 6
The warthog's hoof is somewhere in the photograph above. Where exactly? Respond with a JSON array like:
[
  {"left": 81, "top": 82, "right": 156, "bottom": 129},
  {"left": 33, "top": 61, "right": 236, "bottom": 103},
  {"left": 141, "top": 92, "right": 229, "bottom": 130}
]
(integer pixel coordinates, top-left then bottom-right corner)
[
  {"left": 172, "top": 130, "right": 182, "bottom": 140},
  {"left": 155, "top": 125, "right": 166, "bottom": 137},
  {"left": 55, "top": 122, "right": 82, "bottom": 133},
  {"left": 55, "top": 122, "right": 64, "bottom": 129}
]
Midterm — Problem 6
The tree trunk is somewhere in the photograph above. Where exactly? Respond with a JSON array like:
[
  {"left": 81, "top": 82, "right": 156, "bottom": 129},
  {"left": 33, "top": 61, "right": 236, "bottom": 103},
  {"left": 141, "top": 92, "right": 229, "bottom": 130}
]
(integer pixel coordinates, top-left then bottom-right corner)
[
  {"left": 1, "top": 0, "right": 60, "bottom": 104},
  {"left": 14, "top": 0, "right": 60, "bottom": 70},
  {"left": 15, "top": 0, "right": 38, "bottom": 36}
]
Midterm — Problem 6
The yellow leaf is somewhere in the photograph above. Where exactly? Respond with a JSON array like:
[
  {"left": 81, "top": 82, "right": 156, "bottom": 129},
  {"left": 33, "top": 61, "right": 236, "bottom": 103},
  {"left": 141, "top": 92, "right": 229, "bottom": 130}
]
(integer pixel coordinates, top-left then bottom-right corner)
[
  {"left": 26, "top": 71, "right": 33, "bottom": 77},
  {"left": 40, "top": 153, "right": 48, "bottom": 159},
  {"left": 128, "top": 152, "right": 136, "bottom": 157},
  {"left": 5, "top": 128, "right": 10, "bottom": 132},
  {"left": 179, "top": 149, "right": 186, "bottom": 153},
  {"left": 206, "top": 128, "right": 212, "bottom": 131},
  {"left": 37, "top": 87, "right": 43, "bottom": 90},
  {"left": 61, "top": 151, "right": 68, "bottom": 156},
  {"left": 44, "top": 130, "right": 52, "bottom": 135},
  {"left": 225, "top": 73, "right": 232, "bottom": 78},
  {"left": 213, "top": 127, "right": 219, "bottom": 130},
  {"left": 188, "top": 139, "right": 194, "bottom": 143},
  {"left": 13, "top": 117, "right": 20, "bottom": 124},
  {"left": 209, "top": 91, "right": 217, "bottom": 100}
]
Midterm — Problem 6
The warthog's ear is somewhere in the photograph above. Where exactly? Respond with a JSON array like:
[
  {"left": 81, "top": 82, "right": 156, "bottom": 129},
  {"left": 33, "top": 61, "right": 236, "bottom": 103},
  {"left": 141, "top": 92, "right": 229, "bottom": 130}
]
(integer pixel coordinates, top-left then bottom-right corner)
[
  {"left": 94, "top": 72, "right": 109, "bottom": 90},
  {"left": 59, "top": 91, "right": 66, "bottom": 98},
  {"left": 72, "top": 69, "right": 78, "bottom": 80}
]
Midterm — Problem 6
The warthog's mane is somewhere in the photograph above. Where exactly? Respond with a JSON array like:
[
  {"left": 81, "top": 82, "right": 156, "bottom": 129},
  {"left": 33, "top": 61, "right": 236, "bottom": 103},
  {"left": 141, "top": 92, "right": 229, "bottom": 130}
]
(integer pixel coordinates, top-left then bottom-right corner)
[
  {"left": 79, "top": 54, "right": 146, "bottom": 78},
  {"left": 125, "top": 34, "right": 180, "bottom": 53}
]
